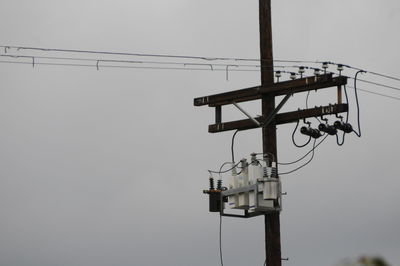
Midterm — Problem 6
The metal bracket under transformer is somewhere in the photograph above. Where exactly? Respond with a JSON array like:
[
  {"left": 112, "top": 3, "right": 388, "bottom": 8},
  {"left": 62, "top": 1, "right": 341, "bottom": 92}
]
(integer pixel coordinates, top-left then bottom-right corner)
[{"left": 220, "top": 180, "right": 282, "bottom": 218}]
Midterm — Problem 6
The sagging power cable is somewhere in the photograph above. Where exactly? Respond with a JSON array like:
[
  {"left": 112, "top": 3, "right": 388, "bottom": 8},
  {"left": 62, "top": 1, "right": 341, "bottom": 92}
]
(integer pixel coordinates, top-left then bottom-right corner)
[
  {"left": 292, "top": 119, "right": 312, "bottom": 148},
  {"left": 279, "top": 134, "right": 328, "bottom": 167},
  {"left": 353, "top": 70, "right": 364, "bottom": 137},
  {"left": 279, "top": 135, "right": 328, "bottom": 175}
]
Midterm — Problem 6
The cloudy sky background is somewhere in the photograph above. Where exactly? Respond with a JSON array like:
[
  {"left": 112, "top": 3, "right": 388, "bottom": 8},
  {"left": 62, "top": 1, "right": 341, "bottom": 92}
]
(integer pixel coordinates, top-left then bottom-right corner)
[{"left": 0, "top": 0, "right": 399, "bottom": 265}]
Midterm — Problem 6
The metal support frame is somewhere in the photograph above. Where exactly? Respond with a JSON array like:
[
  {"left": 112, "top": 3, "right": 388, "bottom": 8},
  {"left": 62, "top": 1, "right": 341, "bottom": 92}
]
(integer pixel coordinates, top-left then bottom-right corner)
[
  {"left": 219, "top": 182, "right": 281, "bottom": 218},
  {"left": 232, "top": 102, "right": 261, "bottom": 127},
  {"left": 262, "top": 93, "right": 292, "bottom": 127}
]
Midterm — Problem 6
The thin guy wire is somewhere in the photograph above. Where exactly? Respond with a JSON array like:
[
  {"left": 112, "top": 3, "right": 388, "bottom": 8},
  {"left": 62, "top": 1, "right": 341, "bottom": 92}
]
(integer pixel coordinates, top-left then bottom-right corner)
[{"left": 219, "top": 215, "right": 224, "bottom": 266}]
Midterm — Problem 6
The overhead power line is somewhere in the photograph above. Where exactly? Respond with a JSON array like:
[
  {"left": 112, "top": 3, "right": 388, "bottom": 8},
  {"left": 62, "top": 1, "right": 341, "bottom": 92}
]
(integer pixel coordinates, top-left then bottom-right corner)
[
  {"left": 279, "top": 137, "right": 321, "bottom": 176},
  {"left": 0, "top": 53, "right": 310, "bottom": 71},
  {"left": 2, "top": 45, "right": 400, "bottom": 85},
  {"left": 1, "top": 60, "right": 400, "bottom": 102},
  {"left": 0, "top": 59, "right": 263, "bottom": 72},
  {"left": 327, "top": 61, "right": 400, "bottom": 83},
  {"left": 0, "top": 45, "right": 316, "bottom": 63},
  {"left": 349, "top": 77, "right": 400, "bottom": 92},
  {"left": 2, "top": 47, "right": 400, "bottom": 99},
  {"left": 348, "top": 86, "right": 400, "bottom": 101}
]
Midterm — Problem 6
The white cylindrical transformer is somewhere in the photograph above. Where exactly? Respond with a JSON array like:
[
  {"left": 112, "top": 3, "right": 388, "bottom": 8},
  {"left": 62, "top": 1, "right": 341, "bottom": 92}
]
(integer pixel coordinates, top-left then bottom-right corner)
[
  {"left": 228, "top": 166, "right": 239, "bottom": 208},
  {"left": 237, "top": 160, "right": 249, "bottom": 208},
  {"left": 263, "top": 178, "right": 280, "bottom": 200}
]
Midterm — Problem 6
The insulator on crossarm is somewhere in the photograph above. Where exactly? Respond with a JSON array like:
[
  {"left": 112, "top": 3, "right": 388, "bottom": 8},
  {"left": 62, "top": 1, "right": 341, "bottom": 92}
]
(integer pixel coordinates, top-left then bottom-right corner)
[
  {"left": 318, "top": 123, "right": 337, "bottom": 135},
  {"left": 300, "top": 126, "right": 321, "bottom": 139},
  {"left": 334, "top": 121, "right": 353, "bottom": 133},
  {"left": 217, "top": 179, "right": 222, "bottom": 190},
  {"left": 322, "top": 62, "right": 329, "bottom": 73},
  {"left": 290, "top": 72, "right": 296, "bottom": 80},
  {"left": 337, "top": 64, "right": 344, "bottom": 76},
  {"left": 271, "top": 163, "right": 278, "bottom": 177},
  {"left": 251, "top": 153, "right": 257, "bottom": 164},
  {"left": 209, "top": 177, "right": 215, "bottom": 191},
  {"left": 275, "top": 71, "right": 282, "bottom": 82},
  {"left": 298, "top": 66, "right": 305, "bottom": 78},
  {"left": 313, "top": 69, "right": 321, "bottom": 82}
]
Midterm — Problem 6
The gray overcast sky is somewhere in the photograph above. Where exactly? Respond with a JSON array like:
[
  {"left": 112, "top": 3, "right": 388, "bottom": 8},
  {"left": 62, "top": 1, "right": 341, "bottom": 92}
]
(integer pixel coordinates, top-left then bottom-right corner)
[{"left": 0, "top": 1, "right": 399, "bottom": 266}]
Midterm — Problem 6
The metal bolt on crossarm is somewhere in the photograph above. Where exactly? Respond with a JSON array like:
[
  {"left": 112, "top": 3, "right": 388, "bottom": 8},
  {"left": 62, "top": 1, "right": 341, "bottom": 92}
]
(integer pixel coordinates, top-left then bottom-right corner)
[
  {"left": 275, "top": 71, "right": 282, "bottom": 82},
  {"left": 299, "top": 66, "right": 305, "bottom": 78},
  {"left": 322, "top": 62, "right": 329, "bottom": 74},
  {"left": 337, "top": 64, "right": 344, "bottom": 76}
]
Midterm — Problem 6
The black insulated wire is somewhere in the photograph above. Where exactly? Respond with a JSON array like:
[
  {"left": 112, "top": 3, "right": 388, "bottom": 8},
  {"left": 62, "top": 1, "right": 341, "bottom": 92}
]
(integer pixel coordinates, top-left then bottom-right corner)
[
  {"left": 292, "top": 120, "right": 312, "bottom": 148},
  {"left": 279, "top": 135, "right": 328, "bottom": 175},
  {"left": 219, "top": 215, "right": 224, "bottom": 266},
  {"left": 305, "top": 90, "right": 321, "bottom": 123},
  {"left": 336, "top": 85, "right": 350, "bottom": 146},
  {"left": 231, "top": 130, "right": 239, "bottom": 163},
  {"left": 353, "top": 71, "right": 364, "bottom": 137},
  {"left": 219, "top": 162, "right": 233, "bottom": 175},
  {"left": 208, "top": 161, "right": 242, "bottom": 176},
  {"left": 279, "top": 134, "right": 328, "bottom": 166},
  {"left": 336, "top": 133, "right": 345, "bottom": 146}
]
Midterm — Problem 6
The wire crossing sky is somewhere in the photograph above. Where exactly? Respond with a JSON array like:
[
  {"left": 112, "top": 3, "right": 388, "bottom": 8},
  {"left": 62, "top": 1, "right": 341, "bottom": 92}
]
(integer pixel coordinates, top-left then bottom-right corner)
[{"left": 1, "top": 46, "right": 400, "bottom": 101}]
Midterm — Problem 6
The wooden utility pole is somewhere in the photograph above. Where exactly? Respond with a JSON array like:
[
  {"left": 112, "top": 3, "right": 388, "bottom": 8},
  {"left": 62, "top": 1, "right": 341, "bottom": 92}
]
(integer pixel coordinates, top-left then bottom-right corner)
[
  {"left": 194, "top": 1, "right": 348, "bottom": 265},
  {"left": 259, "top": 1, "right": 282, "bottom": 265}
]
